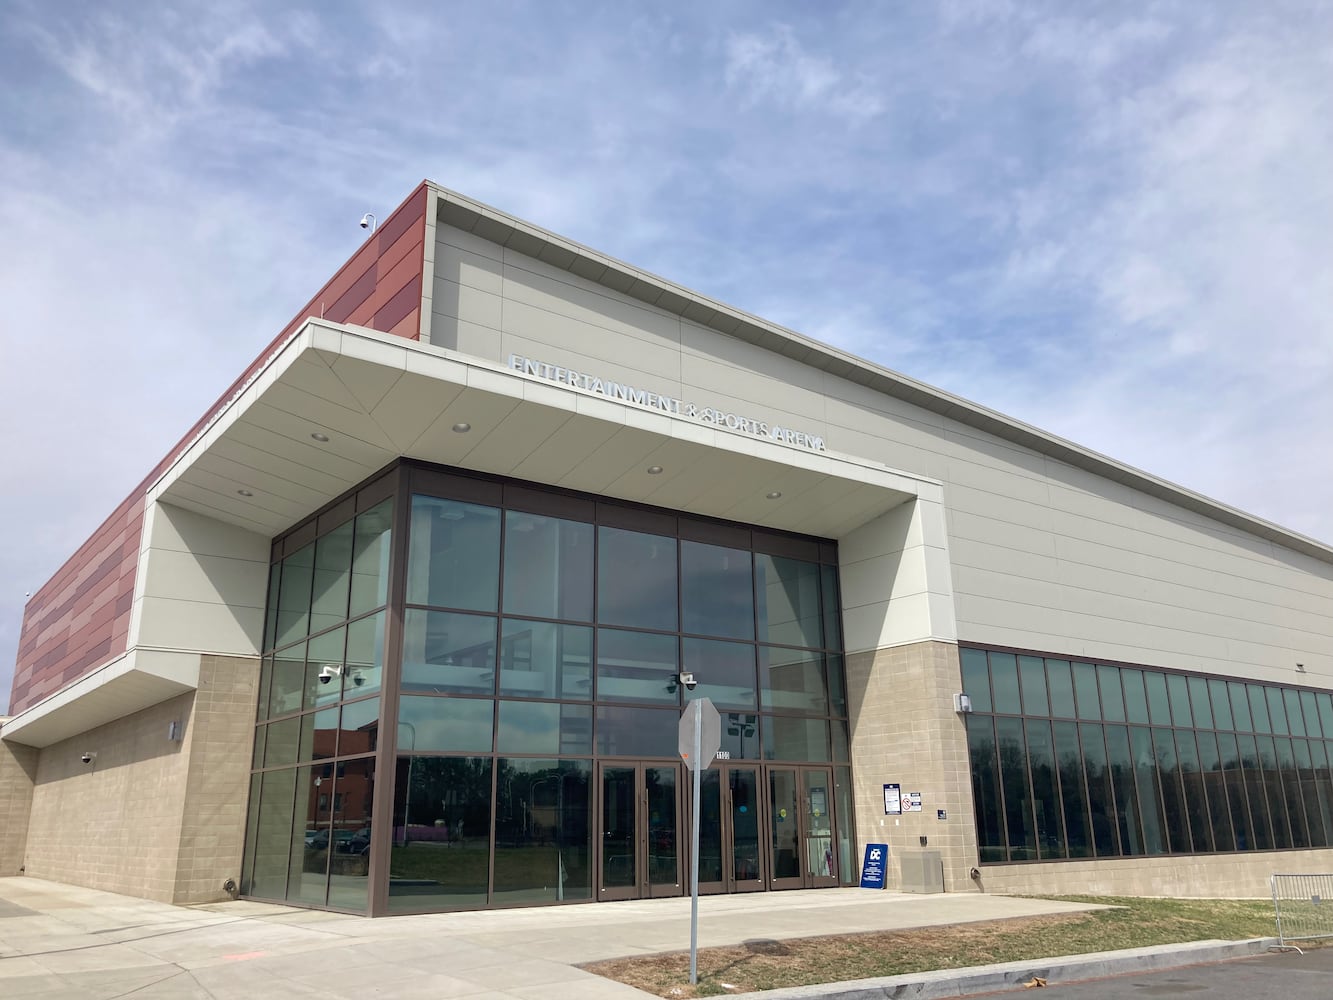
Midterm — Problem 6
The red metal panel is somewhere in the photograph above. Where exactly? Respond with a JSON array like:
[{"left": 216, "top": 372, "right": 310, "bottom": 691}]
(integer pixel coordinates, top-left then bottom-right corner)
[{"left": 9, "top": 183, "right": 431, "bottom": 714}]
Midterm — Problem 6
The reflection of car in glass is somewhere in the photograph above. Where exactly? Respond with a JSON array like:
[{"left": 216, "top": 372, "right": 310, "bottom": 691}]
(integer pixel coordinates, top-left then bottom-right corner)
[
  {"left": 345, "top": 827, "right": 372, "bottom": 855},
  {"left": 303, "top": 830, "right": 321, "bottom": 847},
  {"left": 307, "top": 829, "right": 355, "bottom": 852}
]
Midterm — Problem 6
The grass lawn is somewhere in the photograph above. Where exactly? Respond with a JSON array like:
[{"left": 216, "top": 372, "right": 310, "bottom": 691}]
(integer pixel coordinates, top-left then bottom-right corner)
[{"left": 581, "top": 896, "right": 1280, "bottom": 998}]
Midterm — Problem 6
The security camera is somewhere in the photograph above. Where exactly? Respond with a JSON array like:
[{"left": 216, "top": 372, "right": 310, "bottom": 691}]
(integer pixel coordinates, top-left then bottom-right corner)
[
  {"left": 318, "top": 664, "right": 342, "bottom": 685},
  {"left": 80, "top": 752, "right": 96, "bottom": 764},
  {"left": 359, "top": 213, "right": 376, "bottom": 231},
  {"left": 678, "top": 672, "right": 697, "bottom": 691},
  {"left": 351, "top": 671, "right": 365, "bottom": 687}
]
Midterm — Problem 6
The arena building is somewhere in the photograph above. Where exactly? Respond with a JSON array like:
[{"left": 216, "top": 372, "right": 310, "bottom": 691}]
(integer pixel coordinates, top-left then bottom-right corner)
[{"left": 2, "top": 181, "right": 1332, "bottom": 914}]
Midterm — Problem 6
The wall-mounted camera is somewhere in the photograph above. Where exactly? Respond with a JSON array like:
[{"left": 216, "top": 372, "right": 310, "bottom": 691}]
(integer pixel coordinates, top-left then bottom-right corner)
[
  {"left": 318, "top": 664, "right": 342, "bottom": 685},
  {"left": 678, "top": 672, "right": 698, "bottom": 691},
  {"left": 80, "top": 751, "right": 96, "bottom": 764}
]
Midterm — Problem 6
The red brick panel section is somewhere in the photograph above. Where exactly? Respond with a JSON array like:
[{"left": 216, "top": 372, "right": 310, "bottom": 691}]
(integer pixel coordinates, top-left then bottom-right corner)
[{"left": 9, "top": 183, "right": 430, "bottom": 714}]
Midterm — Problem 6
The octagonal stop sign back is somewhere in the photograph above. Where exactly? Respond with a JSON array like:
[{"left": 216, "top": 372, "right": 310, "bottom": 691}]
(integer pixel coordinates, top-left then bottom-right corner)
[{"left": 678, "top": 697, "right": 722, "bottom": 771}]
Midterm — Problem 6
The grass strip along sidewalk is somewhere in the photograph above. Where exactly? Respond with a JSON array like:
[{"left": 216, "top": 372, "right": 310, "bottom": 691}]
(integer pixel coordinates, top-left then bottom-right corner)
[{"left": 582, "top": 896, "right": 1278, "bottom": 998}]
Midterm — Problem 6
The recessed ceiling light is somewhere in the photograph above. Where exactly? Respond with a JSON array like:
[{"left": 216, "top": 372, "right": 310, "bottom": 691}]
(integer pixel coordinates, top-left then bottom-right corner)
[
  {"left": 237, "top": 489, "right": 254, "bottom": 497},
  {"left": 452, "top": 422, "right": 471, "bottom": 433},
  {"left": 766, "top": 491, "right": 782, "bottom": 500},
  {"left": 647, "top": 465, "right": 663, "bottom": 475},
  {"left": 310, "top": 432, "right": 329, "bottom": 443}
]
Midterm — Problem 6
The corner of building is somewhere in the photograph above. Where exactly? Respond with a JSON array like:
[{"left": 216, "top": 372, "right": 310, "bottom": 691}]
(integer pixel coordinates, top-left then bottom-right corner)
[{"left": 0, "top": 720, "right": 39, "bottom": 876}]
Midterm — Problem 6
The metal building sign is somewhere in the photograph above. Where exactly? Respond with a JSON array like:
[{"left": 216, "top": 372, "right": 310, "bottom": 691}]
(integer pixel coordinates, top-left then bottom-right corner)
[{"left": 507, "top": 353, "right": 827, "bottom": 452}]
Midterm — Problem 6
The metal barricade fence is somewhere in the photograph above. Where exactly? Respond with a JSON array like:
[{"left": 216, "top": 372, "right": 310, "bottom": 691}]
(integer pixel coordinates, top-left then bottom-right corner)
[{"left": 1271, "top": 873, "right": 1333, "bottom": 947}]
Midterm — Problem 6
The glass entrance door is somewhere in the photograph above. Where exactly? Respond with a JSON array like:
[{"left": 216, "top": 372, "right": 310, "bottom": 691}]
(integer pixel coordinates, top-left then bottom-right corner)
[
  {"left": 767, "top": 766, "right": 839, "bottom": 889},
  {"left": 695, "top": 766, "right": 765, "bottom": 894},
  {"left": 597, "top": 763, "right": 683, "bottom": 901}
]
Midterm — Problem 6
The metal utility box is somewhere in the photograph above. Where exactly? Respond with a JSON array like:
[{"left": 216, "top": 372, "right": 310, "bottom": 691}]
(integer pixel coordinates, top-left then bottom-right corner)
[{"left": 899, "top": 849, "right": 945, "bottom": 893}]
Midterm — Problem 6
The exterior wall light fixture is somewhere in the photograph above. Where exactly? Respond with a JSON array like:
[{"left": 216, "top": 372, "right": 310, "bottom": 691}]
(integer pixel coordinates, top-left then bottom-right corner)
[{"left": 953, "top": 693, "right": 973, "bottom": 714}]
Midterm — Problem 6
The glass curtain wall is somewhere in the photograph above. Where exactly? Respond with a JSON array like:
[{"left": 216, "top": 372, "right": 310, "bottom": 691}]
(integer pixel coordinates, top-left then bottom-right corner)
[
  {"left": 962, "top": 646, "right": 1333, "bottom": 863},
  {"left": 389, "top": 466, "right": 848, "bottom": 912},
  {"left": 241, "top": 479, "right": 393, "bottom": 912},
  {"left": 242, "top": 462, "right": 849, "bottom": 914}
]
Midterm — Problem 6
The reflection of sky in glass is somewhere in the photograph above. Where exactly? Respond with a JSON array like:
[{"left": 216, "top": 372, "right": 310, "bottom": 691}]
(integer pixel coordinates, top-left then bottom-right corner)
[{"left": 398, "top": 695, "right": 493, "bottom": 752}]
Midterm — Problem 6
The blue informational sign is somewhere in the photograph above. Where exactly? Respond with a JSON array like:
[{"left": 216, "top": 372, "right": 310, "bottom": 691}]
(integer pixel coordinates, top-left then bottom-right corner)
[{"left": 859, "top": 843, "right": 888, "bottom": 889}]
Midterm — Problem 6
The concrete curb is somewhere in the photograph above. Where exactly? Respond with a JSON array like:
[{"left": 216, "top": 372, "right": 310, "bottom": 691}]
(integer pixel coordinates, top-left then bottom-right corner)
[{"left": 731, "top": 937, "right": 1280, "bottom": 999}]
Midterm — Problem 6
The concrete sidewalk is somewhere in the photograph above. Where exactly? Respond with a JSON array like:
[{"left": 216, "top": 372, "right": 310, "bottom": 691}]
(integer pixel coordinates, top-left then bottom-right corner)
[{"left": 0, "top": 876, "right": 1159, "bottom": 999}]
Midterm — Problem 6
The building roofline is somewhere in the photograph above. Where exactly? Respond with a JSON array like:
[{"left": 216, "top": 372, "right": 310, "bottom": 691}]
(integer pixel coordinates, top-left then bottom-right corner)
[{"left": 425, "top": 179, "right": 1333, "bottom": 566}]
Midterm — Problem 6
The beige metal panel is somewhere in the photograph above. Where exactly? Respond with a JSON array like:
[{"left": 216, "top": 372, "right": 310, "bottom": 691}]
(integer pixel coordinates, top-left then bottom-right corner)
[
  {"left": 950, "top": 507, "right": 1059, "bottom": 558},
  {"left": 678, "top": 343, "right": 828, "bottom": 426},
  {"left": 506, "top": 412, "right": 624, "bottom": 485},
  {"left": 434, "top": 236, "right": 504, "bottom": 294},
  {"left": 431, "top": 314, "right": 503, "bottom": 359},
  {"left": 680, "top": 319, "right": 824, "bottom": 391},
  {"left": 134, "top": 596, "right": 263, "bottom": 657},
  {"left": 431, "top": 275, "right": 503, "bottom": 330},
  {"left": 500, "top": 301, "right": 684, "bottom": 387},
  {"left": 437, "top": 221, "right": 503, "bottom": 262},
  {"left": 501, "top": 251, "right": 683, "bottom": 345}
]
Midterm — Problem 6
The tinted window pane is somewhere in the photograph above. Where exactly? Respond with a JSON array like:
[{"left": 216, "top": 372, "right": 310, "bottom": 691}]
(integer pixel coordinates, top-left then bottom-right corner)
[
  {"left": 1302, "top": 691, "right": 1323, "bottom": 738},
  {"left": 1237, "top": 734, "right": 1274, "bottom": 849},
  {"left": 349, "top": 499, "right": 392, "bottom": 617},
  {"left": 1026, "top": 720, "right": 1065, "bottom": 859},
  {"left": 681, "top": 540, "right": 754, "bottom": 640},
  {"left": 345, "top": 612, "right": 385, "bottom": 698},
  {"left": 764, "top": 716, "right": 830, "bottom": 762},
  {"left": 1130, "top": 727, "right": 1168, "bottom": 854},
  {"left": 1256, "top": 736, "right": 1291, "bottom": 848},
  {"left": 1209, "top": 679, "right": 1234, "bottom": 731},
  {"left": 1187, "top": 676, "right": 1213, "bottom": 730},
  {"left": 1219, "top": 733, "right": 1255, "bottom": 850},
  {"left": 596, "top": 629, "right": 678, "bottom": 704},
  {"left": 1152, "top": 727, "right": 1190, "bottom": 853},
  {"left": 1047, "top": 660, "right": 1075, "bottom": 718},
  {"left": 1275, "top": 738, "right": 1308, "bottom": 847},
  {"left": 1053, "top": 721, "right": 1089, "bottom": 857},
  {"left": 1197, "top": 731, "right": 1235, "bottom": 852},
  {"left": 1166, "top": 674, "right": 1192, "bottom": 727},
  {"left": 830, "top": 719, "right": 849, "bottom": 762},
  {"left": 270, "top": 643, "right": 305, "bottom": 718},
  {"left": 996, "top": 717, "right": 1035, "bottom": 859},
  {"left": 1072, "top": 662, "right": 1100, "bottom": 720},
  {"left": 1248, "top": 686, "right": 1272, "bottom": 734},
  {"left": 1105, "top": 725, "right": 1144, "bottom": 854},
  {"left": 1122, "top": 669, "right": 1150, "bottom": 724},
  {"left": 493, "top": 759, "right": 593, "bottom": 904},
  {"left": 595, "top": 705, "right": 679, "bottom": 756},
  {"left": 826, "top": 654, "right": 847, "bottom": 718},
  {"left": 310, "top": 520, "right": 353, "bottom": 633},
  {"left": 1174, "top": 730, "right": 1213, "bottom": 853},
  {"left": 1294, "top": 739, "right": 1326, "bottom": 848},
  {"left": 389, "top": 756, "right": 493, "bottom": 911},
  {"left": 500, "top": 620, "right": 592, "bottom": 700},
  {"left": 1080, "top": 723, "right": 1119, "bottom": 856},
  {"left": 264, "top": 563, "right": 281, "bottom": 652},
  {"left": 1019, "top": 656, "right": 1049, "bottom": 716},
  {"left": 276, "top": 542, "right": 314, "bottom": 648},
  {"left": 496, "top": 701, "right": 592, "bottom": 755},
  {"left": 1311, "top": 741, "right": 1333, "bottom": 848},
  {"left": 820, "top": 565, "right": 843, "bottom": 651},
  {"left": 1230, "top": 682, "right": 1254, "bottom": 731},
  {"left": 1283, "top": 690, "right": 1305, "bottom": 736},
  {"left": 287, "top": 765, "right": 330, "bottom": 905},
  {"left": 967, "top": 716, "right": 1006, "bottom": 861},
  {"left": 682, "top": 637, "right": 757, "bottom": 710},
  {"left": 502, "top": 511, "right": 593, "bottom": 621},
  {"left": 401, "top": 609, "right": 497, "bottom": 695},
  {"left": 1267, "top": 687, "right": 1290, "bottom": 735},
  {"left": 337, "top": 698, "right": 379, "bottom": 756},
  {"left": 407, "top": 496, "right": 500, "bottom": 612},
  {"left": 754, "top": 554, "right": 821, "bottom": 648},
  {"left": 305, "top": 627, "right": 346, "bottom": 709},
  {"left": 249, "top": 768, "right": 297, "bottom": 899},
  {"left": 300, "top": 707, "right": 338, "bottom": 762},
  {"left": 1144, "top": 673, "right": 1172, "bottom": 726},
  {"left": 597, "top": 526, "right": 677, "bottom": 631},
  {"left": 960, "top": 648, "right": 992, "bottom": 713},
  {"left": 990, "top": 653, "right": 1021, "bottom": 714},
  {"left": 397, "top": 696, "right": 493, "bottom": 753},
  {"left": 1098, "top": 665, "right": 1126, "bottom": 723},
  {"left": 265, "top": 717, "right": 300, "bottom": 768},
  {"left": 759, "top": 647, "right": 827, "bottom": 715},
  {"left": 326, "top": 758, "right": 375, "bottom": 911},
  {"left": 1320, "top": 695, "right": 1333, "bottom": 738}
]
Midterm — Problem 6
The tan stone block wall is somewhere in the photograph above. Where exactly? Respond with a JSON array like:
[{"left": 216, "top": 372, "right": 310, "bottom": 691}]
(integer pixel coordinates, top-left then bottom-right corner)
[
  {"left": 0, "top": 724, "right": 39, "bottom": 876},
  {"left": 22, "top": 653, "right": 259, "bottom": 904},
  {"left": 173, "top": 654, "right": 260, "bottom": 904},
  {"left": 977, "top": 850, "right": 1333, "bottom": 898},
  {"left": 846, "top": 639, "right": 980, "bottom": 892},
  {"left": 24, "top": 692, "right": 197, "bottom": 902}
]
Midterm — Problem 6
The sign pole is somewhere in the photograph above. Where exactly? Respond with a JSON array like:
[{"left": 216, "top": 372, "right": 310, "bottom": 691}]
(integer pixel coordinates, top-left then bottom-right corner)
[{"left": 690, "top": 697, "right": 701, "bottom": 986}]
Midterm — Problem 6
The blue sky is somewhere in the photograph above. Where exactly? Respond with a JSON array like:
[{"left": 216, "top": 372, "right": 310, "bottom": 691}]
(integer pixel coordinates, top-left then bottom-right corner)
[{"left": 2, "top": 1, "right": 1332, "bottom": 710}]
